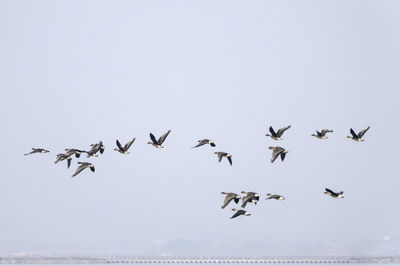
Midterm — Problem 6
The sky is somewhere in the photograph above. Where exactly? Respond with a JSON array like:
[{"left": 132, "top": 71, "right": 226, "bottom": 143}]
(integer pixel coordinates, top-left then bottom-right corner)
[{"left": 0, "top": 0, "right": 399, "bottom": 257}]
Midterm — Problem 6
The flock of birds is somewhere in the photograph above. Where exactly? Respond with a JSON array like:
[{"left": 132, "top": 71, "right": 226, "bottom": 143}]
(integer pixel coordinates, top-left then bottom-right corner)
[{"left": 24, "top": 126, "right": 370, "bottom": 219}]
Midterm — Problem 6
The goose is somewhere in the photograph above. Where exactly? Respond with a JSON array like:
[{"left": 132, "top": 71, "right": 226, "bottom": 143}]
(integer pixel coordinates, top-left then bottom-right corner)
[
  {"left": 241, "top": 191, "right": 260, "bottom": 208},
  {"left": 214, "top": 152, "right": 232, "bottom": 165},
  {"left": 269, "top": 146, "right": 288, "bottom": 163},
  {"left": 114, "top": 138, "right": 136, "bottom": 154},
  {"left": 265, "top": 125, "right": 291, "bottom": 140},
  {"left": 311, "top": 129, "right": 334, "bottom": 139},
  {"left": 24, "top": 148, "right": 49, "bottom": 156},
  {"left": 230, "top": 209, "right": 250, "bottom": 219},
  {"left": 87, "top": 141, "right": 105, "bottom": 157},
  {"left": 148, "top": 130, "right": 171, "bottom": 148},
  {"left": 54, "top": 153, "right": 72, "bottom": 168},
  {"left": 324, "top": 188, "right": 344, "bottom": 198},
  {"left": 191, "top": 139, "right": 216, "bottom": 148},
  {"left": 72, "top": 162, "right": 95, "bottom": 177},
  {"left": 347, "top": 126, "right": 370, "bottom": 141},
  {"left": 266, "top": 193, "right": 286, "bottom": 200},
  {"left": 65, "top": 148, "right": 86, "bottom": 158},
  {"left": 220, "top": 192, "right": 241, "bottom": 209}
]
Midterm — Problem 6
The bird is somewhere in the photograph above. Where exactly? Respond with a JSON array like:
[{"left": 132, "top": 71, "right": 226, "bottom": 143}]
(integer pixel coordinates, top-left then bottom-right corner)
[
  {"left": 241, "top": 191, "right": 260, "bottom": 208},
  {"left": 324, "top": 188, "right": 344, "bottom": 198},
  {"left": 220, "top": 192, "right": 241, "bottom": 209},
  {"left": 64, "top": 148, "right": 86, "bottom": 158},
  {"left": 24, "top": 148, "right": 49, "bottom": 156},
  {"left": 72, "top": 162, "right": 95, "bottom": 177},
  {"left": 191, "top": 139, "right": 216, "bottom": 148},
  {"left": 265, "top": 193, "right": 286, "bottom": 200},
  {"left": 347, "top": 126, "right": 370, "bottom": 141},
  {"left": 54, "top": 153, "right": 72, "bottom": 168},
  {"left": 114, "top": 138, "right": 136, "bottom": 154},
  {"left": 268, "top": 146, "right": 288, "bottom": 163},
  {"left": 265, "top": 125, "right": 291, "bottom": 140},
  {"left": 148, "top": 130, "right": 171, "bottom": 148},
  {"left": 311, "top": 129, "right": 334, "bottom": 139},
  {"left": 214, "top": 152, "right": 232, "bottom": 165},
  {"left": 86, "top": 141, "right": 105, "bottom": 157},
  {"left": 230, "top": 209, "right": 251, "bottom": 219}
]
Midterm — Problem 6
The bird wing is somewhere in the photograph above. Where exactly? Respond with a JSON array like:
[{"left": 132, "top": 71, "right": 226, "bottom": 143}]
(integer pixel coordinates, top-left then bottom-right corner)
[
  {"left": 150, "top": 133, "right": 158, "bottom": 144},
  {"left": 67, "top": 158, "right": 72, "bottom": 168},
  {"left": 350, "top": 128, "right": 358, "bottom": 138},
  {"left": 280, "top": 152, "right": 286, "bottom": 161},
  {"left": 72, "top": 164, "right": 88, "bottom": 177},
  {"left": 358, "top": 126, "right": 370, "bottom": 138},
  {"left": 124, "top": 138, "right": 136, "bottom": 151},
  {"left": 241, "top": 195, "right": 251, "bottom": 208},
  {"left": 192, "top": 141, "right": 206, "bottom": 148},
  {"left": 269, "top": 126, "right": 276, "bottom": 137},
  {"left": 277, "top": 125, "right": 291, "bottom": 137},
  {"left": 230, "top": 210, "right": 243, "bottom": 219},
  {"left": 217, "top": 153, "right": 223, "bottom": 162},
  {"left": 321, "top": 129, "right": 333, "bottom": 135},
  {"left": 325, "top": 188, "right": 335, "bottom": 194},
  {"left": 222, "top": 195, "right": 234, "bottom": 209},
  {"left": 116, "top": 140, "right": 123, "bottom": 151},
  {"left": 158, "top": 130, "right": 171, "bottom": 144},
  {"left": 271, "top": 148, "right": 281, "bottom": 163},
  {"left": 233, "top": 197, "right": 240, "bottom": 204},
  {"left": 227, "top": 156, "right": 232, "bottom": 166},
  {"left": 210, "top": 142, "right": 216, "bottom": 147}
]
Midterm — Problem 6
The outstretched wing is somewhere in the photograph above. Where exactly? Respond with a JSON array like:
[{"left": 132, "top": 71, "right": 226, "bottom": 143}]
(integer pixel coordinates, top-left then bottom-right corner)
[
  {"left": 227, "top": 156, "right": 232, "bottom": 166},
  {"left": 358, "top": 126, "right": 370, "bottom": 138},
  {"left": 350, "top": 128, "right": 358, "bottom": 138},
  {"left": 150, "top": 133, "right": 158, "bottom": 145},
  {"left": 269, "top": 126, "right": 276, "bottom": 137},
  {"left": 325, "top": 188, "right": 335, "bottom": 194},
  {"left": 72, "top": 164, "right": 87, "bottom": 177},
  {"left": 158, "top": 130, "right": 171, "bottom": 144},
  {"left": 230, "top": 210, "right": 243, "bottom": 219},
  {"left": 321, "top": 129, "right": 333, "bottom": 135},
  {"left": 221, "top": 195, "right": 234, "bottom": 209},
  {"left": 271, "top": 148, "right": 282, "bottom": 163},
  {"left": 277, "top": 125, "right": 291, "bottom": 137},
  {"left": 280, "top": 152, "right": 286, "bottom": 161},
  {"left": 124, "top": 138, "right": 136, "bottom": 151},
  {"left": 116, "top": 139, "right": 123, "bottom": 151},
  {"left": 192, "top": 141, "right": 206, "bottom": 148}
]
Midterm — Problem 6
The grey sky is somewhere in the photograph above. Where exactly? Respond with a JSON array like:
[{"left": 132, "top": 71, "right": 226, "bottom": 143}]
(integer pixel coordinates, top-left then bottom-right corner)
[{"left": 0, "top": 0, "right": 399, "bottom": 256}]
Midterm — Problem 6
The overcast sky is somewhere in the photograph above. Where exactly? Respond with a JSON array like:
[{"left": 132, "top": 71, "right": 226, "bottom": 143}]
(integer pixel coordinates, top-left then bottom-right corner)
[{"left": 0, "top": 0, "right": 399, "bottom": 257}]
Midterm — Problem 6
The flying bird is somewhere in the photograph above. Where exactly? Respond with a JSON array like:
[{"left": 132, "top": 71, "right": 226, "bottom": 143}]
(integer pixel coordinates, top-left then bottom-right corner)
[
  {"left": 214, "top": 152, "right": 232, "bottom": 165},
  {"left": 269, "top": 146, "right": 288, "bottom": 163},
  {"left": 148, "top": 130, "right": 171, "bottom": 148},
  {"left": 114, "top": 138, "right": 136, "bottom": 154},
  {"left": 347, "top": 126, "right": 370, "bottom": 141},
  {"left": 87, "top": 141, "right": 105, "bottom": 157},
  {"left": 241, "top": 191, "right": 260, "bottom": 208},
  {"left": 54, "top": 153, "right": 72, "bottom": 168},
  {"left": 230, "top": 209, "right": 251, "bottom": 219},
  {"left": 324, "top": 188, "right": 344, "bottom": 198},
  {"left": 72, "top": 162, "right": 95, "bottom": 177},
  {"left": 191, "top": 139, "right": 216, "bottom": 148},
  {"left": 266, "top": 193, "right": 286, "bottom": 200},
  {"left": 220, "top": 192, "right": 241, "bottom": 209},
  {"left": 24, "top": 148, "right": 49, "bottom": 156},
  {"left": 266, "top": 125, "right": 291, "bottom": 140},
  {"left": 311, "top": 129, "right": 334, "bottom": 139}
]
